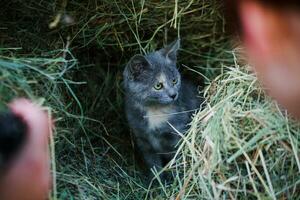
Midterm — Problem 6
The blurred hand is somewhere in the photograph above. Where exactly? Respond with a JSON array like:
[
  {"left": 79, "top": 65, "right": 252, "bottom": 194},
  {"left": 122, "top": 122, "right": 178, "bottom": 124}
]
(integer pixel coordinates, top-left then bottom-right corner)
[
  {"left": 239, "top": 1, "right": 300, "bottom": 118},
  {"left": 0, "top": 99, "right": 52, "bottom": 200}
]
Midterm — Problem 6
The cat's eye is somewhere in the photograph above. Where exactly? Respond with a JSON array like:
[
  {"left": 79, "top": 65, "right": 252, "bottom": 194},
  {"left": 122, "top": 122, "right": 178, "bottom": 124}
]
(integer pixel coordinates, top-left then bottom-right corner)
[
  {"left": 172, "top": 79, "right": 178, "bottom": 85},
  {"left": 154, "top": 83, "right": 163, "bottom": 90}
]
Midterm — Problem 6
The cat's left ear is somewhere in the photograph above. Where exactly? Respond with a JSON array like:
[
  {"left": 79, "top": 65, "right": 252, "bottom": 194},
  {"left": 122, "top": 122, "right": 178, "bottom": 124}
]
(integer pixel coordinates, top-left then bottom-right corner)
[{"left": 159, "top": 38, "right": 180, "bottom": 62}]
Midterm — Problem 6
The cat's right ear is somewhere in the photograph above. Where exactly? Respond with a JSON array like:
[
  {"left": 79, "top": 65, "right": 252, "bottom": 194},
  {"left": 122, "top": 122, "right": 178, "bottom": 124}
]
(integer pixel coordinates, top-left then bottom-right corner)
[{"left": 127, "top": 54, "right": 151, "bottom": 79}]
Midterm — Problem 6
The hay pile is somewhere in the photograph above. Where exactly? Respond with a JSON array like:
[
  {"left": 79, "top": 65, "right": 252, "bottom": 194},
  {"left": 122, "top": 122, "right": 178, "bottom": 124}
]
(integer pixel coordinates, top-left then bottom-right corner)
[
  {"left": 160, "top": 64, "right": 300, "bottom": 199},
  {"left": 0, "top": 0, "right": 299, "bottom": 199}
]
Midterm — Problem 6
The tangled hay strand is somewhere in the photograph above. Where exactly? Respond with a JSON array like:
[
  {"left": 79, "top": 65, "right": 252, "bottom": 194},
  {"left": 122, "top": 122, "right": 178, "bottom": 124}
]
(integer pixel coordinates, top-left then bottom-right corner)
[{"left": 0, "top": 48, "right": 78, "bottom": 109}]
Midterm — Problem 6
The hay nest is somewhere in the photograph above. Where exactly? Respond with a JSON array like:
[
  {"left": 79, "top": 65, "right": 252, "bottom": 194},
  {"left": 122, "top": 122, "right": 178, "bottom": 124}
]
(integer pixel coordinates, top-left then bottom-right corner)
[{"left": 0, "top": 0, "right": 299, "bottom": 199}]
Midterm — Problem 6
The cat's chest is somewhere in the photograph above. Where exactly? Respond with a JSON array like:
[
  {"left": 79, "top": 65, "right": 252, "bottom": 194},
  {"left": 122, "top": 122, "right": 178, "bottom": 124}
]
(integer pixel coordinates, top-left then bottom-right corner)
[{"left": 144, "top": 106, "right": 175, "bottom": 130}]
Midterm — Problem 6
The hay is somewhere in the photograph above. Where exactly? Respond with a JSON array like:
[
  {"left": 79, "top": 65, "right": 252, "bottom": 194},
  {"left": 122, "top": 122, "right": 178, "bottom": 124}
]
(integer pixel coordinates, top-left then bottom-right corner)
[
  {"left": 0, "top": 0, "right": 299, "bottom": 199},
  {"left": 155, "top": 60, "right": 300, "bottom": 199}
]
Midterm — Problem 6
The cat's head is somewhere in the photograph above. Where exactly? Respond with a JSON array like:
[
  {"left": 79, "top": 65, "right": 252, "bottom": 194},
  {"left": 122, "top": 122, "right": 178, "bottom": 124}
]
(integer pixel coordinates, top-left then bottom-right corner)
[{"left": 123, "top": 39, "right": 181, "bottom": 105}]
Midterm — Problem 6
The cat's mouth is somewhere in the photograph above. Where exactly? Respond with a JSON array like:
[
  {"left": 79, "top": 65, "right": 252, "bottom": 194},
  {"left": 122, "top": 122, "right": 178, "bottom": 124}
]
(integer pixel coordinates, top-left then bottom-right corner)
[
  {"left": 146, "top": 94, "right": 178, "bottom": 105},
  {"left": 159, "top": 96, "right": 178, "bottom": 105},
  {"left": 146, "top": 99, "right": 175, "bottom": 106}
]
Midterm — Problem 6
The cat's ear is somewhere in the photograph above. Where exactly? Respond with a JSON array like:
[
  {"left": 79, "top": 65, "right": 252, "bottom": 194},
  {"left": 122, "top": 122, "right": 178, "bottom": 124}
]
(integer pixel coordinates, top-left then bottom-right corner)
[
  {"left": 159, "top": 38, "right": 180, "bottom": 62},
  {"left": 127, "top": 54, "right": 151, "bottom": 79}
]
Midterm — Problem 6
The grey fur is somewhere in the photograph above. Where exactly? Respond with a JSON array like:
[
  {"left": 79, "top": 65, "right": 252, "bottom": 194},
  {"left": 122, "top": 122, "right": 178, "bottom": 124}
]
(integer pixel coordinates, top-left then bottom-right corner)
[{"left": 123, "top": 39, "right": 203, "bottom": 178}]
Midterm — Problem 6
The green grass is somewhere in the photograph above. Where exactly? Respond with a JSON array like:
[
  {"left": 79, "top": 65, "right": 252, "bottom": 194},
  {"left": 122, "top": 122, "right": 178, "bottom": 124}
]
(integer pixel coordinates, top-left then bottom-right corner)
[{"left": 0, "top": 0, "right": 299, "bottom": 199}]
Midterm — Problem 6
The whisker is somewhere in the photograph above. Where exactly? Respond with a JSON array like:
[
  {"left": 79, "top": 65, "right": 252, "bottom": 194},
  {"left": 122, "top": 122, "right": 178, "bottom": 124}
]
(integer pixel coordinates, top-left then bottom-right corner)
[{"left": 143, "top": 108, "right": 199, "bottom": 118}]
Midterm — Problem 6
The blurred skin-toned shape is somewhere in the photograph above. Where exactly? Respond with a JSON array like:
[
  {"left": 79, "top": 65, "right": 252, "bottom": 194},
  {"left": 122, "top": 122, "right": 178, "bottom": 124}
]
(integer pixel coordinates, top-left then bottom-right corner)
[
  {"left": 0, "top": 99, "right": 52, "bottom": 200},
  {"left": 239, "top": 1, "right": 300, "bottom": 118},
  {"left": 226, "top": 0, "right": 300, "bottom": 118}
]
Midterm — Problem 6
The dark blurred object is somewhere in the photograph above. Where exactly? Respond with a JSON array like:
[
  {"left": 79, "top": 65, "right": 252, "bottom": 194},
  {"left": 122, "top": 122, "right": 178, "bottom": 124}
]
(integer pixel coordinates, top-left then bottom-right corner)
[
  {"left": 0, "top": 111, "right": 27, "bottom": 170},
  {"left": 0, "top": 99, "right": 51, "bottom": 200}
]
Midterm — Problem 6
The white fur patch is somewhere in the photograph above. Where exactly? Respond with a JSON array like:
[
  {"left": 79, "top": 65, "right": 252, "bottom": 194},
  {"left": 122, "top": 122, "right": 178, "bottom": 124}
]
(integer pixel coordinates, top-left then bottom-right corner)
[
  {"left": 145, "top": 106, "right": 174, "bottom": 130},
  {"left": 157, "top": 73, "right": 167, "bottom": 84}
]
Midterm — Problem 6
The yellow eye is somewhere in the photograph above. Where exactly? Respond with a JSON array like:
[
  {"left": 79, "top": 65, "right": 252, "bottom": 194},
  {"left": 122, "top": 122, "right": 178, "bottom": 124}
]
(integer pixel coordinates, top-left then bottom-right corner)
[
  {"left": 154, "top": 83, "right": 163, "bottom": 90},
  {"left": 172, "top": 79, "right": 178, "bottom": 85}
]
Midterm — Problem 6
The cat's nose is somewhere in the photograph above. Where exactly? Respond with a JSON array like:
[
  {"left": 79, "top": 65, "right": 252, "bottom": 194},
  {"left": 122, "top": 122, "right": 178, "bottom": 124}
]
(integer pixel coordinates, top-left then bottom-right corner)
[{"left": 169, "top": 93, "right": 177, "bottom": 100}]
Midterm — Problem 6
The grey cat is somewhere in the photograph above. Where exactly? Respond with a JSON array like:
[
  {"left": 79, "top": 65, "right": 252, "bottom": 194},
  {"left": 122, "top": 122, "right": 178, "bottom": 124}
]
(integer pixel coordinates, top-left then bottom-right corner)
[{"left": 123, "top": 39, "right": 202, "bottom": 178}]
